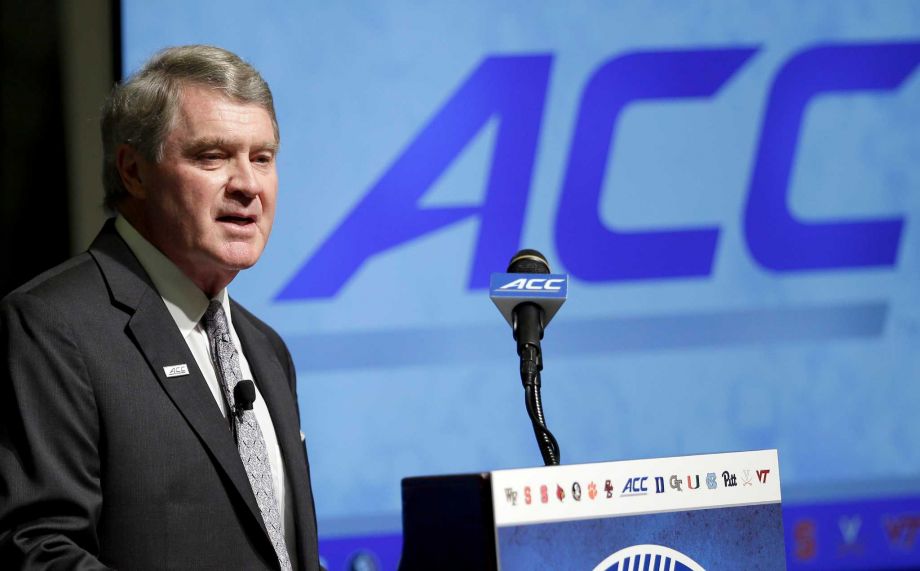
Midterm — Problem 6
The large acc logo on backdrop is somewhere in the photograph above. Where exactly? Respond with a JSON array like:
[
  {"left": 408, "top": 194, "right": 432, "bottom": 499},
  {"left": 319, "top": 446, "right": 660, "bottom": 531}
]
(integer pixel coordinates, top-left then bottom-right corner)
[{"left": 278, "top": 42, "right": 920, "bottom": 301}]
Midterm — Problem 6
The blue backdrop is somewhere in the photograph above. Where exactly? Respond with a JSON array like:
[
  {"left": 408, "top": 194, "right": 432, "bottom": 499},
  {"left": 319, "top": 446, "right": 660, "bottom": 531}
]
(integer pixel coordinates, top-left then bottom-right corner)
[{"left": 122, "top": 2, "right": 920, "bottom": 568}]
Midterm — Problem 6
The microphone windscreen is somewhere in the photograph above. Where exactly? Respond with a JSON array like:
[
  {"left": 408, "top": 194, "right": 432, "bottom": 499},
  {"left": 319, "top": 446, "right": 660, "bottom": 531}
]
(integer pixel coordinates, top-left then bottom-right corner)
[
  {"left": 507, "top": 249, "right": 550, "bottom": 274},
  {"left": 234, "top": 380, "right": 256, "bottom": 410}
]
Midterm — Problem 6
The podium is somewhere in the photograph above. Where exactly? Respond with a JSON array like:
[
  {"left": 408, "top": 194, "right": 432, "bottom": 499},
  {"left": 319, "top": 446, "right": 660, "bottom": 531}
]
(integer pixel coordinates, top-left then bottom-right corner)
[{"left": 400, "top": 449, "right": 785, "bottom": 570}]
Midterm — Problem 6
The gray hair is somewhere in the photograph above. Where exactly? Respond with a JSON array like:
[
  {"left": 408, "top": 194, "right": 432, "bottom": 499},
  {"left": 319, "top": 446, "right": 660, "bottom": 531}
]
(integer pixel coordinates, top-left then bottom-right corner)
[{"left": 101, "top": 45, "right": 279, "bottom": 210}]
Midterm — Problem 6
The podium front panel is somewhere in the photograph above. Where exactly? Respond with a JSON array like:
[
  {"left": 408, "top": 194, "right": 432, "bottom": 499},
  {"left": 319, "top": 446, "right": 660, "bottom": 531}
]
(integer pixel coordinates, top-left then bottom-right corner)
[{"left": 490, "top": 449, "right": 785, "bottom": 569}]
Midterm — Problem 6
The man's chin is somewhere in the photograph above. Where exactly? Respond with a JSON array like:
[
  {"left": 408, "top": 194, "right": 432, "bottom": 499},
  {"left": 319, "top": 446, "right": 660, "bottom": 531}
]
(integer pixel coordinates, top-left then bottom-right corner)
[
  {"left": 217, "top": 248, "right": 264, "bottom": 272},
  {"left": 219, "top": 258, "right": 259, "bottom": 272}
]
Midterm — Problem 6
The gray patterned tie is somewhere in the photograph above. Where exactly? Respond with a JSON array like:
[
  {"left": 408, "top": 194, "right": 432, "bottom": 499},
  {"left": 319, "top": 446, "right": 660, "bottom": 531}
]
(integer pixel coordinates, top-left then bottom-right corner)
[{"left": 203, "top": 300, "right": 292, "bottom": 571}]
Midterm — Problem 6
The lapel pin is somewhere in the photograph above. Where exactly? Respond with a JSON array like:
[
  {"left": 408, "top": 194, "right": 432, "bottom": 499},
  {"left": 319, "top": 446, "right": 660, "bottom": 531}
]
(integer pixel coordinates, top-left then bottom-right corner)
[{"left": 163, "top": 364, "right": 190, "bottom": 378}]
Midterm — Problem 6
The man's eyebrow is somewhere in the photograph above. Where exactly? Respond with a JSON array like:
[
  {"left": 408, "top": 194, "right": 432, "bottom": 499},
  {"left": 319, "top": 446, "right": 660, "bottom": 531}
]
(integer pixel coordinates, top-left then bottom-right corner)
[
  {"left": 254, "top": 141, "right": 280, "bottom": 154},
  {"left": 183, "top": 137, "right": 280, "bottom": 154},
  {"left": 183, "top": 137, "right": 229, "bottom": 153}
]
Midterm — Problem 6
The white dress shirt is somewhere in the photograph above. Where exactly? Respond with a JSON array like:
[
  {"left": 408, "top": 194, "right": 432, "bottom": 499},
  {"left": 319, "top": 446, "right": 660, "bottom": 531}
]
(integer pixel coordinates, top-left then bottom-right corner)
[{"left": 115, "top": 216, "right": 295, "bottom": 555}]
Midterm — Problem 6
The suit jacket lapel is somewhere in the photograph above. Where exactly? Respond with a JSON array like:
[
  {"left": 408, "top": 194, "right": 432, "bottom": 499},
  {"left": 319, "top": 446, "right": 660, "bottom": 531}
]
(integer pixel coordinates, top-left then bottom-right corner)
[
  {"left": 87, "top": 221, "right": 276, "bottom": 558},
  {"left": 233, "top": 307, "right": 317, "bottom": 571}
]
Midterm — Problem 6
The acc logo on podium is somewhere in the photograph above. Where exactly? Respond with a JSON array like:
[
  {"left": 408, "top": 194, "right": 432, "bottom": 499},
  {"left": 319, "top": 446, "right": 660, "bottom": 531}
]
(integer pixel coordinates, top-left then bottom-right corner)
[{"left": 593, "top": 544, "right": 705, "bottom": 571}]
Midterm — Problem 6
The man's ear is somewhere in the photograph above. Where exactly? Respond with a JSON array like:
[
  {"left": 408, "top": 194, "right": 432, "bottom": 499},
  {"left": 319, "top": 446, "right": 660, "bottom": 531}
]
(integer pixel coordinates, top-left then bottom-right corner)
[{"left": 115, "top": 144, "right": 147, "bottom": 200}]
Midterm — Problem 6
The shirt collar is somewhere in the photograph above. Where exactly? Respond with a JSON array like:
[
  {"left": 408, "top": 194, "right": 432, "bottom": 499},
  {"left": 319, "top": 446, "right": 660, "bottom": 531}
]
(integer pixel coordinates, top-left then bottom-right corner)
[{"left": 114, "top": 215, "right": 233, "bottom": 338}]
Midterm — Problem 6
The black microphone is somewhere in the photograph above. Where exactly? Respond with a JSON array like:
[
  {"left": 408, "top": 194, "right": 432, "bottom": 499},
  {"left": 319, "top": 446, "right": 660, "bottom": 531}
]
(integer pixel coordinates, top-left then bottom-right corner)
[
  {"left": 234, "top": 379, "right": 256, "bottom": 418},
  {"left": 506, "top": 249, "right": 551, "bottom": 357},
  {"left": 491, "top": 249, "right": 564, "bottom": 466}
]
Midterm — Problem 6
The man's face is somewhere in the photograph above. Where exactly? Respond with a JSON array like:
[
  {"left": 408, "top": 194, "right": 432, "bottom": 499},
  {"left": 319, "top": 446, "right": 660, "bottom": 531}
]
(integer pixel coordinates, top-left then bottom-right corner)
[{"left": 129, "top": 84, "right": 278, "bottom": 293}]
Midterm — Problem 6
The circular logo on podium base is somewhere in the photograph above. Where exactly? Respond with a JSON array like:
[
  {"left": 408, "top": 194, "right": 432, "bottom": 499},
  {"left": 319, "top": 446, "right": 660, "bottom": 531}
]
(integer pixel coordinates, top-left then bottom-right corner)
[{"left": 593, "top": 544, "right": 705, "bottom": 571}]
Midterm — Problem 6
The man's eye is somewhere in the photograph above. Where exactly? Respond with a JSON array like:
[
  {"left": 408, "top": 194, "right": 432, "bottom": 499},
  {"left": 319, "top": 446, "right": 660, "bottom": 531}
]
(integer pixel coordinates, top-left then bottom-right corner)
[
  {"left": 198, "top": 153, "right": 224, "bottom": 162},
  {"left": 253, "top": 154, "right": 274, "bottom": 165}
]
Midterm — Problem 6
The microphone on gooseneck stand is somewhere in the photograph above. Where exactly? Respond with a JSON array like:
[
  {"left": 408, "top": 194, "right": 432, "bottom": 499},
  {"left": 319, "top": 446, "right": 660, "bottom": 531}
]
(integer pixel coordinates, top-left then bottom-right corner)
[{"left": 490, "top": 249, "right": 567, "bottom": 466}]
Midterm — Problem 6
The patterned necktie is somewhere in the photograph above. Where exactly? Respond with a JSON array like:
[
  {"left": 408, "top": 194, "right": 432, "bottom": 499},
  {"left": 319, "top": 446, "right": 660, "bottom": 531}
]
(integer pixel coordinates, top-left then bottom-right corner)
[{"left": 203, "top": 300, "right": 292, "bottom": 571}]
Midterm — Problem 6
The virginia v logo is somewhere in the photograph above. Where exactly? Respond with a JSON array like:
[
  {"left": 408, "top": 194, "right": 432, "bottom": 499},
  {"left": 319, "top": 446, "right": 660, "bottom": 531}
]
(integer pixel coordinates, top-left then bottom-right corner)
[
  {"left": 838, "top": 516, "right": 862, "bottom": 553},
  {"left": 741, "top": 470, "right": 753, "bottom": 486}
]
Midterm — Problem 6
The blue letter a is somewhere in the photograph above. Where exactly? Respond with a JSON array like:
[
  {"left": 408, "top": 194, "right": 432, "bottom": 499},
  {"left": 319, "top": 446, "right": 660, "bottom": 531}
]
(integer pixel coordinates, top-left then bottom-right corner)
[{"left": 277, "top": 56, "right": 552, "bottom": 300}]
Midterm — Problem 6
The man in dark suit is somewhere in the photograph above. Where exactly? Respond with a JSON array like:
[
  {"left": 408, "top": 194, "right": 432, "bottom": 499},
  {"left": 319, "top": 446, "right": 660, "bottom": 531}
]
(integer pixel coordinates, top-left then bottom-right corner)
[{"left": 0, "top": 45, "right": 320, "bottom": 570}]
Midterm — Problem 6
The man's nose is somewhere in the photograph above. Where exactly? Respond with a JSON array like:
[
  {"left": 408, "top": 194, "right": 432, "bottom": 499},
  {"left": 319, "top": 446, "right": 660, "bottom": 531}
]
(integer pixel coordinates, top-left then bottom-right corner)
[{"left": 227, "top": 156, "right": 261, "bottom": 197}]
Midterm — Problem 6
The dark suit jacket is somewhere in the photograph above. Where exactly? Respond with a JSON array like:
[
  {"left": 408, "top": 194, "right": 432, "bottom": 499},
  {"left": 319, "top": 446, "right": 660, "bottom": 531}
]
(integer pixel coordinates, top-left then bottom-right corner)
[{"left": 0, "top": 221, "right": 320, "bottom": 570}]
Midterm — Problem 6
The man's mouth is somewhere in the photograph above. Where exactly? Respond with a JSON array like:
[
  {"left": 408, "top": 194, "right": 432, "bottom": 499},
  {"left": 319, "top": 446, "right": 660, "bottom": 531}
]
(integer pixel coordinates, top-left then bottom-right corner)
[{"left": 217, "top": 215, "right": 255, "bottom": 226}]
